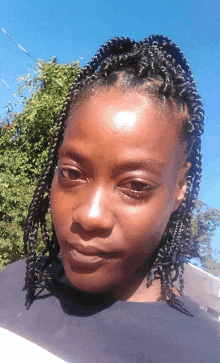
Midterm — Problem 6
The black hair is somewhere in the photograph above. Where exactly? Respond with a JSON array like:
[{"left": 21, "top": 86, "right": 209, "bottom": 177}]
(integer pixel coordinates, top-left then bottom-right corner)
[{"left": 24, "top": 35, "right": 204, "bottom": 315}]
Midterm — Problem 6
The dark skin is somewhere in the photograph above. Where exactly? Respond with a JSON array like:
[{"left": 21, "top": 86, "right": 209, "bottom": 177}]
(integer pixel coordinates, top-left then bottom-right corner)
[{"left": 50, "top": 88, "right": 190, "bottom": 302}]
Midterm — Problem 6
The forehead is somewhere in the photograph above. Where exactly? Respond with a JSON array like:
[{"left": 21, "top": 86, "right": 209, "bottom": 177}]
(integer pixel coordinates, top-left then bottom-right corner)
[{"left": 64, "top": 89, "right": 182, "bottom": 167}]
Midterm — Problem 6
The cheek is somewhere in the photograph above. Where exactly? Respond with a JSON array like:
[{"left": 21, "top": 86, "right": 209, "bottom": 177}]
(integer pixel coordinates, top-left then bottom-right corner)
[
  {"left": 121, "top": 187, "right": 175, "bottom": 252},
  {"left": 50, "top": 175, "right": 72, "bottom": 238}
]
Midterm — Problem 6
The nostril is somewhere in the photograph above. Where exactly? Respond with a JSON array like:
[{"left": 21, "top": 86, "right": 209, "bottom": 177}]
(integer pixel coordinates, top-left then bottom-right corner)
[
  {"left": 72, "top": 210, "right": 114, "bottom": 232},
  {"left": 70, "top": 221, "right": 113, "bottom": 240}
]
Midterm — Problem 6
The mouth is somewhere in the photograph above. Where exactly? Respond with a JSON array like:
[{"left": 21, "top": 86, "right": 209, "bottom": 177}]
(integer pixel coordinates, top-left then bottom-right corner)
[{"left": 64, "top": 241, "right": 117, "bottom": 270}]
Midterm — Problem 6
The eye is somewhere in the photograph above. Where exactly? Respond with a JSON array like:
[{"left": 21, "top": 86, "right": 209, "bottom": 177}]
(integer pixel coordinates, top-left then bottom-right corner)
[
  {"left": 61, "top": 168, "right": 81, "bottom": 180},
  {"left": 119, "top": 179, "right": 155, "bottom": 199},
  {"left": 58, "top": 166, "right": 87, "bottom": 184},
  {"left": 130, "top": 181, "right": 151, "bottom": 192}
]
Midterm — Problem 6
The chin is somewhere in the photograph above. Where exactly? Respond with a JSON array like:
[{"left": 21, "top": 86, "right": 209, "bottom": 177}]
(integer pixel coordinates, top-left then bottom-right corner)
[{"left": 64, "top": 264, "right": 117, "bottom": 294}]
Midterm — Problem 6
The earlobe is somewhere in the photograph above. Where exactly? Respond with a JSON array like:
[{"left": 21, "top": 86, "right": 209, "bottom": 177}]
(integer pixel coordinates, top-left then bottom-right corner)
[{"left": 172, "top": 162, "right": 191, "bottom": 212}]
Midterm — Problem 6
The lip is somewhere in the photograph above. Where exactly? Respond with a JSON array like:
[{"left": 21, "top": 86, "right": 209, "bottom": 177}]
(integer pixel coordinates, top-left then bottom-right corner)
[{"left": 64, "top": 241, "right": 116, "bottom": 270}]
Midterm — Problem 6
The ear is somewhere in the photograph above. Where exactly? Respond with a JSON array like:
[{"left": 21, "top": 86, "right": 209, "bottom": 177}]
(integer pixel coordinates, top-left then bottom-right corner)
[{"left": 172, "top": 162, "right": 191, "bottom": 212}]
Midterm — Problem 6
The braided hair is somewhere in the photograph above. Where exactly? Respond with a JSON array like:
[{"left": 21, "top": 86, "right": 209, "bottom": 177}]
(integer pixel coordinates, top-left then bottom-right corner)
[{"left": 24, "top": 35, "right": 204, "bottom": 314}]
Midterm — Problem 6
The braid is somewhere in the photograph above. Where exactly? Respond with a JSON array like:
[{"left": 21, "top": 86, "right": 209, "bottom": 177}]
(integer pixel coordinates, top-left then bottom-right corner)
[{"left": 24, "top": 35, "right": 204, "bottom": 314}]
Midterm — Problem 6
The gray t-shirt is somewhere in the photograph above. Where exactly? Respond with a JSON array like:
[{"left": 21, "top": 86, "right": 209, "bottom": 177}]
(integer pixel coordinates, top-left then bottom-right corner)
[{"left": 0, "top": 259, "right": 219, "bottom": 362}]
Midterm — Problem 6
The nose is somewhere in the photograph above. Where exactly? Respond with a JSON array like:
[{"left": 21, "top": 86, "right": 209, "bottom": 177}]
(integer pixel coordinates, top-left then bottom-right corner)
[{"left": 72, "top": 186, "right": 114, "bottom": 233}]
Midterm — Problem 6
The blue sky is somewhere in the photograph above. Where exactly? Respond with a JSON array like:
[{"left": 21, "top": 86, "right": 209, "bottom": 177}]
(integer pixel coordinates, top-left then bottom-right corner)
[{"left": 0, "top": 0, "right": 219, "bottom": 252}]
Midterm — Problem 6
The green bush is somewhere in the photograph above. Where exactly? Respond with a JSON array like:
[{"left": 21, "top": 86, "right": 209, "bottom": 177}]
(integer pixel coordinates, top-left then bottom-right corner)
[{"left": 0, "top": 59, "right": 80, "bottom": 270}]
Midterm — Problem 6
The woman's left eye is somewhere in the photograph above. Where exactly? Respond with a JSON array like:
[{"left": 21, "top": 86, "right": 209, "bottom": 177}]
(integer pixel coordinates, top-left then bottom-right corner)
[
  {"left": 119, "top": 180, "right": 155, "bottom": 198},
  {"left": 129, "top": 181, "right": 152, "bottom": 192}
]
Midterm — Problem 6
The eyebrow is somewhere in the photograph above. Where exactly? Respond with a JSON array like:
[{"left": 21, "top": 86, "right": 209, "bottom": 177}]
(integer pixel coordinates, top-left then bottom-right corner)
[
  {"left": 112, "top": 160, "right": 164, "bottom": 177},
  {"left": 58, "top": 146, "right": 164, "bottom": 177},
  {"left": 59, "top": 147, "right": 93, "bottom": 168}
]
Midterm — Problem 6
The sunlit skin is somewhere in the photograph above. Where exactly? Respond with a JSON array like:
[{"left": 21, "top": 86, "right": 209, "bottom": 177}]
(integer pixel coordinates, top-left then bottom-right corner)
[{"left": 50, "top": 88, "right": 190, "bottom": 302}]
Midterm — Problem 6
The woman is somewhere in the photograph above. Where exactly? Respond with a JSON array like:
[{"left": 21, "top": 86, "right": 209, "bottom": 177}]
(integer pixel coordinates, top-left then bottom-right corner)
[{"left": 0, "top": 35, "right": 219, "bottom": 362}]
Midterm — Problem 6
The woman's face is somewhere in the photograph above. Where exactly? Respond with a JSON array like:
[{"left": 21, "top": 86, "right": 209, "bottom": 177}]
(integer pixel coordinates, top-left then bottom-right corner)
[{"left": 50, "top": 89, "right": 189, "bottom": 295}]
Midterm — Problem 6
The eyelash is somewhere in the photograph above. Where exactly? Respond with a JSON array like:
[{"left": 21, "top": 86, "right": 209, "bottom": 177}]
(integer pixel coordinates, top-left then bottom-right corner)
[
  {"left": 58, "top": 167, "right": 88, "bottom": 187},
  {"left": 60, "top": 168, "right": 83, "bottom": 180},
  {"left": 120, "top": 180, "right": 155, "bottom": 199},
  {"left": 58, "top": 167, "right": 156, "bottom": 199}
]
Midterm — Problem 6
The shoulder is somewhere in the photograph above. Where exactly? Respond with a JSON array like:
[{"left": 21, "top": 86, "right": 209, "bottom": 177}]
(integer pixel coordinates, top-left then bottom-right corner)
[
  {"left": 115, "top": 295, "right": 220, "bottom": 341},
  {"left": 0, "top": 257, "right": 64, "bottom": 315},
  {"left": 0, "top": 259, "right": 26, "bottom": 289},
  {"left": 180, "top": 295, "right": 220, "bottom": 333},
  {"left": 0, "top": 259, "right": 27, "bottom": 316},
  {"left": 0, "top": 257, "right": 63, "bottom": 286},
  {"left": 0, "top": 258, "right": 26, "bottom": 273}
]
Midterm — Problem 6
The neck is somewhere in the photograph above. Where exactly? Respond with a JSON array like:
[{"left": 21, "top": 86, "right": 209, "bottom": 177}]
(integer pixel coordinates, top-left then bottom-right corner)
[{"left": 110, "top": 268, "right": 162, "bottom": 303}]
